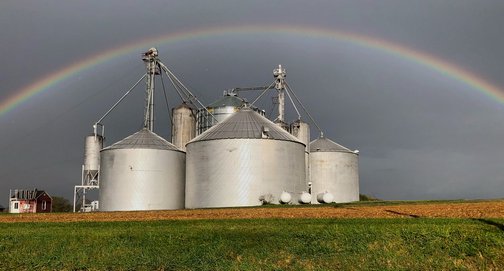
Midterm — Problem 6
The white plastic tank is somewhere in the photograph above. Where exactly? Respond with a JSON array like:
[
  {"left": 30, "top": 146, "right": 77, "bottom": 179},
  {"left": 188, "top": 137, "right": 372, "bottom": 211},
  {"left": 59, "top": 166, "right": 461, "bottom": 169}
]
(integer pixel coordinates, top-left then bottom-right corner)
[
  {"left": 99, "top": 129, "right": 186, "bottom": 211},
  {"left": 171, "top": 103, "right": 196, "bottom": 151},
  {"left": 310, "top": 136, "right": 359, "bottom": 203},
  {"left": 186, "top": 107, "right": 306, "bottom": 208}
]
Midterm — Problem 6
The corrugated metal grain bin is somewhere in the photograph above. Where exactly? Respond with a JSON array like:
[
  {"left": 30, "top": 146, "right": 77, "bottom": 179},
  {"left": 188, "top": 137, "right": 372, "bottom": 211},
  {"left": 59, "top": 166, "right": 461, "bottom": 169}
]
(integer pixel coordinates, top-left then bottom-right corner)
[
  {"left": 186, "top": 107, "right": 306, "bottom": 208},
  {"left": 310, "top": 136, "right": 359, "bottom": 203},
  {"left": 99, "top": 129, "right": 185, "bottom": 211}
]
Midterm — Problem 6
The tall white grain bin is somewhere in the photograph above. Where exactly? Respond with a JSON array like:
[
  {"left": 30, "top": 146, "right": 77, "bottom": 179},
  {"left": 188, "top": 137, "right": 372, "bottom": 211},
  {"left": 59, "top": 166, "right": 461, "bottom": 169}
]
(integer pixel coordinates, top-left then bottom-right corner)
[
  {"left": 309, "top": 136, "right": 359, "bottom": 203},
  {"left": 99, "top": 129, "right": 185, "bottom": 211},
  {"left": 290, "top": 120, "right": 310, "bottom": 185},
  {"left": 171, "top": 103, "right": 196, "bottom": 151},
  {"left": 186, "top": 107, "right": 306, "bottom": 208}
]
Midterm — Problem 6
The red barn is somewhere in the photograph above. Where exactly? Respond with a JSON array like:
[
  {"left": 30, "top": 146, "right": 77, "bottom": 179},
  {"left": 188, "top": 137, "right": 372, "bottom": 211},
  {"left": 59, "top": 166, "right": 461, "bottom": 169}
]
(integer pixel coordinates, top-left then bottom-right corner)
[{"left": 9, "top": 189, "right": 52, "bottom": 213}]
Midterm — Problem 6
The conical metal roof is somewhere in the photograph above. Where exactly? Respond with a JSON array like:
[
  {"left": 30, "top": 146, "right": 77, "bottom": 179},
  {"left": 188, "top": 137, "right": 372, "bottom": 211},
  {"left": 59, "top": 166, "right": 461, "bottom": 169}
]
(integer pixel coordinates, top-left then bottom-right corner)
[
  {"left": 103, "top": 128, "right": 183, "bottom": 152},
  {"left": 310, "top": 136, "right": 354, "bottom": 153},
  {"left": 188, "top": 107, "right": 303, "bottom": 144},
  {"left": 207, "top": 94, "right": 246, "bottom": 108}
]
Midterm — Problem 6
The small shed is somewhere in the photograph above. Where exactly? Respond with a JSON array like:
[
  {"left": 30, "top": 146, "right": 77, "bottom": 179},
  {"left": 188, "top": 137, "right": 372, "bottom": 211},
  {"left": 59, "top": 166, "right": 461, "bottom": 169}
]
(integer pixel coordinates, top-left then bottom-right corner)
[{"left": 9, "top": 189, "right": 52, "bottom": 213}]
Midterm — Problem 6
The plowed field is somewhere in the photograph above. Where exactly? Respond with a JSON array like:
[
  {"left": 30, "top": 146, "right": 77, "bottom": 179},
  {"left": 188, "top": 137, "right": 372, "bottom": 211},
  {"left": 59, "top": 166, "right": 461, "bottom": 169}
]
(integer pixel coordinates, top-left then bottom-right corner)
[{"left": 1, "top": 200, "right": 503, "bottom": 223}]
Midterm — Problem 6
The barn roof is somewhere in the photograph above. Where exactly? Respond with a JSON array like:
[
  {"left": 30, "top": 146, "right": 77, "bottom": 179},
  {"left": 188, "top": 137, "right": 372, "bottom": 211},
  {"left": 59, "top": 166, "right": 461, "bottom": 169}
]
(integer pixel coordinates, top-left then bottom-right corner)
[{"left": 10, "top": 189, "right": 50, "bottom": 200}]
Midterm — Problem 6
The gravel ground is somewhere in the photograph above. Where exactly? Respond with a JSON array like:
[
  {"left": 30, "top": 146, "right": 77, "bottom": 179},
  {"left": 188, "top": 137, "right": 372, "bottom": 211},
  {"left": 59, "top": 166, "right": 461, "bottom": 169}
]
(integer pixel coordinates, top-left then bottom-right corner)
[{"left": 1, "top": 200, "right": 503, "bottom": 223}]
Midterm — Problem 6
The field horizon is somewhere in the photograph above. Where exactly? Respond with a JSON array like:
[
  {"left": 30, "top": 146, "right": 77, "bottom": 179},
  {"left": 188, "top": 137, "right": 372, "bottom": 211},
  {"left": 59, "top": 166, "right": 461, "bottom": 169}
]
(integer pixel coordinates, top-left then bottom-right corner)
[
  {"left": 1, "top": 198, "right": 503, "bottom": 223},
  {"left": 1, "top": 199, "right": 503, "bottom": 270}
]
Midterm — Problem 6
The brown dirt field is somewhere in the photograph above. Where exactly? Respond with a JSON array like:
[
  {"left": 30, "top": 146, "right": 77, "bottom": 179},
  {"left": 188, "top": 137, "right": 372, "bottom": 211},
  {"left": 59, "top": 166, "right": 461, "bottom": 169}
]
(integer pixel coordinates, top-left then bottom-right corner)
[{"left": 1, "top": 200, "right": 503, "bottom": 223}]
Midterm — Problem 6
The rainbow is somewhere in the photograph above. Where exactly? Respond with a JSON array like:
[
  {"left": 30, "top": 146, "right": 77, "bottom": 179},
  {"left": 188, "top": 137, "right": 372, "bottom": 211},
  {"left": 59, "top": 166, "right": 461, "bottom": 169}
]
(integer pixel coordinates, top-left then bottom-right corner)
[{"left": 2, "top": 25, "right": 503, "bottom": 117}]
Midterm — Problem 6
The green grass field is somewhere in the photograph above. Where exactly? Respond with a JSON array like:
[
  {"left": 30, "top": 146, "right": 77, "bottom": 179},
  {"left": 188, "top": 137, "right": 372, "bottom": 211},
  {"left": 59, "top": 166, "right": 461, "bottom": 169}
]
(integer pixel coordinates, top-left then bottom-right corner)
[{"left": 1, "top": 218, "right": 503, "bottom": 270}]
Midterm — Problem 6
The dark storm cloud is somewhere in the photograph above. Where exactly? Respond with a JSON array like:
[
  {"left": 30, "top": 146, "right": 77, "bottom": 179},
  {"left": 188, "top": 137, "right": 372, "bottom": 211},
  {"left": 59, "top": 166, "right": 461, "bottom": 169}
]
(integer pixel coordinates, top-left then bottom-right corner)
[{"left": 0, "top": 0, "right": 503, "bottom": 205}]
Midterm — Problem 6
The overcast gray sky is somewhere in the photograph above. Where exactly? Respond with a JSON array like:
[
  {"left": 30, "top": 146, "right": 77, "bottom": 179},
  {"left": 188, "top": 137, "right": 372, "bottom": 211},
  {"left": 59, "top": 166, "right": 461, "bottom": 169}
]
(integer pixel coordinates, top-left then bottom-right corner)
[{"left": 1, "top": 0, "right": 503, "bottom": 206}]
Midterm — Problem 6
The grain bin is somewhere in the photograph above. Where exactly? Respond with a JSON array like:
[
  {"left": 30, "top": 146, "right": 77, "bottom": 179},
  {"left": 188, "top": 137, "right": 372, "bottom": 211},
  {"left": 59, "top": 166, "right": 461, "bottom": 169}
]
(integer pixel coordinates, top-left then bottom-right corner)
[
  {"left": 186, "top": 107, "right": 306, "bottom": 208},
  {"left": 171, "top": 103, "right": 196, "bottom": 151},
  {"left": 99, "top": 129, "right": 185, "bottom": 211},
  {"left": 310, "top": 136, "right": 359, "bottom": 203},
  {"left": 290, "top": 120, "right": 310, "bottom": 185},
  {"left": 196, "top": 92, "right": 264, "bottom": 135}
]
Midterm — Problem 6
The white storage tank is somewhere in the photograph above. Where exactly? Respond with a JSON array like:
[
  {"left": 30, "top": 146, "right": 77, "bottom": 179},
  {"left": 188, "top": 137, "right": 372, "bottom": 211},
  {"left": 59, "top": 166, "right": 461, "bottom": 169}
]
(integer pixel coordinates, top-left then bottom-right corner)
[
  {"left": 310, "top": 136, "right": 359, "bottom": 203},
  {"left": 83, "top": 134, "right": 103, "bottom": 184},
  {"left": 186, "top": 107, "right": 306, "bottom": 208},
  {"left": 99, "top": 129, "right": 185, "bottom": 211},
  {"left": 84, "top": 134, "right": 103, "bottom": 172}
]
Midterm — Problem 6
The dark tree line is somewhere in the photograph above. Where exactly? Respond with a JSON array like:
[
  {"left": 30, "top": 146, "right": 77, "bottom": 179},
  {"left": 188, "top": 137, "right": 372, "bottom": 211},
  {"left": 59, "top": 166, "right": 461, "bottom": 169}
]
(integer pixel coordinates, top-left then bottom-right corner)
[{"left": 51, "top": 196, "right": 73, "bottom": 212}]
